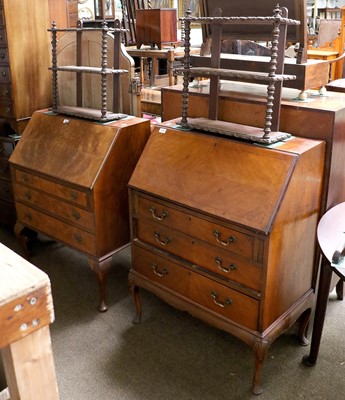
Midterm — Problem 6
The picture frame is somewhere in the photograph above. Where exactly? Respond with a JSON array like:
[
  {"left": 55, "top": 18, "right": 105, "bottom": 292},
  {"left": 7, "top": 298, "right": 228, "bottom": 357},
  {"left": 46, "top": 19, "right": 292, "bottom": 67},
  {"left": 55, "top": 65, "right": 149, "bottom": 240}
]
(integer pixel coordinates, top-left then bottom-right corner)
[
  {"left": 178, "top": 0, "right": 200, "bottom": 18},
  {"left": 94, "top": 0, "right": 115, "bottom": 19},
  {"left": 150, "top": 0, "right": 174, "bottom": 8},
  {"left": 178, "top": 0, "right": 201, "bottom": 27}
]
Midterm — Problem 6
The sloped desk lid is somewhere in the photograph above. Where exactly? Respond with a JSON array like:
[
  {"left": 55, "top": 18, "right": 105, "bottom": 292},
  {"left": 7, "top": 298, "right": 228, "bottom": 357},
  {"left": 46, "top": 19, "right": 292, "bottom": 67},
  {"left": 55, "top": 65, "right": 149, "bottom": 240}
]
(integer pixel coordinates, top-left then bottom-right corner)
[
  {"left": 129, "top": 126, "right": 299, "bottom": 234},
  {"left": 9, "top": 111, "right": 126, "bottom": 189}
]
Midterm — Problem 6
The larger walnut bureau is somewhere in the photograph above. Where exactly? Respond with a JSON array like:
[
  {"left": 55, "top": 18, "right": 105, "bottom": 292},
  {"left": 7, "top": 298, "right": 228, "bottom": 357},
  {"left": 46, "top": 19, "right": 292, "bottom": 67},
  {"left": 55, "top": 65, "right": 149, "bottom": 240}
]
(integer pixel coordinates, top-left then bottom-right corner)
[
  {"left": 9, "top": 110, "right": 150, "bottom": 312},
  {"left": 128, "top": 124, "right": 325, "bottom": 394}
]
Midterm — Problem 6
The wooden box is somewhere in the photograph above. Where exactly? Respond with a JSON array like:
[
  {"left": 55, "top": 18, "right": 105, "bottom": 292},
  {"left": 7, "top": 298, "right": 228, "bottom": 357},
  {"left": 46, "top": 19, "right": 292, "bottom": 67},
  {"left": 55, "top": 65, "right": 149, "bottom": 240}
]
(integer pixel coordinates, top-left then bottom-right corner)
[{"left": 136, "top": 9, "right": 177, "bottom": 49}]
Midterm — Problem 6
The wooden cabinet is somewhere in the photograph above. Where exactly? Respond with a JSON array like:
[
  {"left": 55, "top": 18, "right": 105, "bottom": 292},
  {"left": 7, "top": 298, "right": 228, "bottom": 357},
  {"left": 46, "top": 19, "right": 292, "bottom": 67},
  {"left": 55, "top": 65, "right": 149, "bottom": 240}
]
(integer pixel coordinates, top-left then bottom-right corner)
[
  {"left": 48, "top": 0, "right": 78, "bottom": 29},
  {"left": 128, "top": 125, "right": 325, "bottom": 394},
  {"left": 9, "top": 110, "right": 151, "bottom": 312},
  {"left": 136, "top": 9, "right": 177, "bottom": 49},
  {"left": 0, "top": 1, "right": 52, "bottom": 134}
]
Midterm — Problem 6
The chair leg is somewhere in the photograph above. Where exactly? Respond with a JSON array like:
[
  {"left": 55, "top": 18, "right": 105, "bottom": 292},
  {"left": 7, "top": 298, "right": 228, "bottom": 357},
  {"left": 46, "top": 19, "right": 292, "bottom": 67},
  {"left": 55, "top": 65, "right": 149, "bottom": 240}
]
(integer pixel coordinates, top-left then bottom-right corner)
[
  {"left": 336, "top": 279, "right": 344, "bottom": 300},
  {"left": 302, "top": 257, "right": 333, "bottom": 366}
]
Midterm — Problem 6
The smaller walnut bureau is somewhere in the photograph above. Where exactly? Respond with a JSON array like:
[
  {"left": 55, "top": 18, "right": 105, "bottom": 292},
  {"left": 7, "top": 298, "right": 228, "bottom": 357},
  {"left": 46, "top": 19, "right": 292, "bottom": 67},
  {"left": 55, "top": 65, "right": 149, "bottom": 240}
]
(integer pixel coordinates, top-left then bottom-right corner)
[
  {"left": 128, "top": 123, "right": 325, "bottom": 394},
  {"left": 9, "top": 110, "right": 150, "bottom": 312}
]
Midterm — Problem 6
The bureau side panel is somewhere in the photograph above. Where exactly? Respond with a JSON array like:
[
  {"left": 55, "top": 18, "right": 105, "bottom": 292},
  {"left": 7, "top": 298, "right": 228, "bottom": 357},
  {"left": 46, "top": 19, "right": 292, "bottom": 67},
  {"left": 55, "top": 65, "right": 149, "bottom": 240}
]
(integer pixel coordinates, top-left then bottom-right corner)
[
  {"left": 260, "top": 142, "right": 325, "bottom": 331},
  {"left": 93, "top": 120, "right": 150, "bottom": 256}
]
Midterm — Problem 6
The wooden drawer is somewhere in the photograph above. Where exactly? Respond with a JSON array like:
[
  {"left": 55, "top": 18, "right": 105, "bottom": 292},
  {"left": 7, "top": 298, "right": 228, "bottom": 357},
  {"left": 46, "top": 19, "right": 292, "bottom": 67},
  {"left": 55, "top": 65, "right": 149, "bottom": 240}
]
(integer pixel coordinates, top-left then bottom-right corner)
[
  {"left": 16, "top": 203, "right": 96, "bottom": 255},
  {"left": 0, "top": 100, "right": 13, "bottom": 117},
  {"left": 0, "top": 65, "right": 10, "bottom": 82},
  {"left": 190, "top": 240, "right": 262, "bottom": 292},
  {"left": 0, "top": 28, "right": 6, "bottom": 45},
  {"left": 135, "top": 218, "right": 262, "bottom": 292},
  {"left": 0, "top": 47, "right": 8, "bottom": 64},
  {"left": 189, "top": 272, "right": 259, "bottom": 331},
  {"left": 13, "top": 169, "right": 91, "bottom": 209},
  {"left": 0, "top": 10, "right": 4, "bottom": 26},
  {"left": 134, "top": 194, "right": 260, "bottom": 261},
  {"left": 13, "top": 183, "right": 95, "bottom": 232},
  {"left": 132, "top": 244, "right": 190, "bottom": 296},
  {"left": 0, "top": 83, "right": 11, "bottom": 99},
  {"left": 0, "top": 177, "right": 12, "bottom": 201}
]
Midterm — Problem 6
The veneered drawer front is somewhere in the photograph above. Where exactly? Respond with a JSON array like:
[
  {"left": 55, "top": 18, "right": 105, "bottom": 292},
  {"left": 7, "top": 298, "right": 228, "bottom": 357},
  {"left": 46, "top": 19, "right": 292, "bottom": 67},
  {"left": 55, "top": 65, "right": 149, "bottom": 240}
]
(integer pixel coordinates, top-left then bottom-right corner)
[
  {"left": 0, "top": 66, "right": 9, "bottom": 82},
  {"left": 13, "top": 183, "right": 95, "bottom": 232},
  {"left": 136, "top": 218, "right": 196, "bottom": 260},
  {"left": 0, "top": 47, "right": 8, "bottom": 64},
  {"left": 132, "top": 244, "right": 189, "bottom": 295},
  {"left": 0, "top": 28, "right": 6, "bottom": 45},
  {"left": 189, "top": 272, "right": 259, "bottom": 331},
  {"left": 0, "top": 83, "right": 11, "bottom": 98},
  {"left": 135, "top": 219, "right": 261, "bottom": 291},
  {"left": 134, "top": 194, "right": 258, "bottom": 260},
  {"left": 0, "top": 101, "right": 13, "bottom": 117},
  {"left": 0, "top": 12, "right": 4, "bottom": 27},
  {"left": 16, "top": 203, "right": 96, "bottom": 255},
  {"left": 13, "top": 169, "right": 91, "bottom": 209},
  {"left": 191, "top": 240, "right": 262, "bottom": 292}
]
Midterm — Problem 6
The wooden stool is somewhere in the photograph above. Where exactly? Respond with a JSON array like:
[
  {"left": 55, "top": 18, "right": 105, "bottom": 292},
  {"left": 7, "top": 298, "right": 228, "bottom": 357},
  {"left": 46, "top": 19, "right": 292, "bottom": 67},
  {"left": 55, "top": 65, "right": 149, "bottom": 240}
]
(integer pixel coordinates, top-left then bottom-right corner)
[
  {"left": 303, "top": 202, "right": 345, "bottom": 366},
  {"left": 0, "top": 243, "right": 59, "bottom": 399}
]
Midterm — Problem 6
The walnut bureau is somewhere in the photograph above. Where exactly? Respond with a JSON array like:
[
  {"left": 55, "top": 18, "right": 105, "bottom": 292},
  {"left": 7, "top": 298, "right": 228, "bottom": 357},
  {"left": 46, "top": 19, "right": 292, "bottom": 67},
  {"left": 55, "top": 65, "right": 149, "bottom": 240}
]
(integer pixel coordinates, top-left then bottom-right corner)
[
  {"left": 9, "top": 110, "right": 150, "bottom": 312},
  {"left": 128, "top": 124, "right": 325, "bottom": 394}
]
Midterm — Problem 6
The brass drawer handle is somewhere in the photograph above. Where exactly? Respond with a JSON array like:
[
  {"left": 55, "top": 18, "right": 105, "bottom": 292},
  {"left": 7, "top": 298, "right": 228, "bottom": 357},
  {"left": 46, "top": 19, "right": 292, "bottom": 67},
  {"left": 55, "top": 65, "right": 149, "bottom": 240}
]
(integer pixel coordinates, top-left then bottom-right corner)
[
  {"left": 21, "top": 173, "right": 29, "bottom": 182},
  {"left": 154, "top": 232, "right": 171, "bottom": 246},
  {"left": 213, "top": 230, "right": 236, "bottom": 246},
  {"left": 211, "top": 291, "right": 232, "bottom": 308},
  {"left": 151, "top": 263, "right": 168, "bottom": 277},
  {"left": 70, "top": 190, "right": 78, "bottom": 200},
  {"left": 150, "top": 206, "right": 168, "bottom": 221},
  {"left": 215, "top": 257, "right": 237, "bottom": 273},
  {"left": 1, "top": 70, "right": 6, "bottom": 77},
  {"left": 0, "top": 52, "right": 5, "bottom": 59},
  {"left": 74, "top": 233, "right": 82, "bottom": 243},
  {"left": 72, "top": 209, "right": 81, "bottom": 220},
  {"left": 25, "top": 212, "right": 32, "bottom": 221},
  {"left": 24, "top": 190, "right": 31, "bottom": 200}
]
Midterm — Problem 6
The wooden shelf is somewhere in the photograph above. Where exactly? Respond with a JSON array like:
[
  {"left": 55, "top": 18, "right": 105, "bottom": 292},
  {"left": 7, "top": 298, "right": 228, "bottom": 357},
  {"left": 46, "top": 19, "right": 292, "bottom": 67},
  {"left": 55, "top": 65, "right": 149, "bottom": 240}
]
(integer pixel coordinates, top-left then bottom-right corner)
[{"left": 179, "top": 6, "right": 299, "bottom": 142}]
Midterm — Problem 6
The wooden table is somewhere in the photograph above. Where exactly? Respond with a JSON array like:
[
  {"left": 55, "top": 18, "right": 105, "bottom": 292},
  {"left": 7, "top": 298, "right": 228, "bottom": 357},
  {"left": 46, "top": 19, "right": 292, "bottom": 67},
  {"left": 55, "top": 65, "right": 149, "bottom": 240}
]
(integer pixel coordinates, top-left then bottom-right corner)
[
  {"left": 307, "top": 49, "right": 338, "bottom": 81},
  {"left": 0, "top": 243, "right": 59, "bottom": 400},
  {"left": 126, "top": 46, "right": 180, "bottom": 88},
  {"left": 303, "top": 202, "right": 345, "bottom": 367}
]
